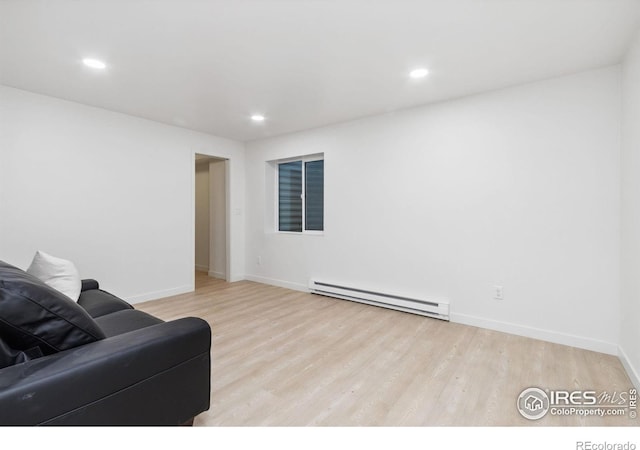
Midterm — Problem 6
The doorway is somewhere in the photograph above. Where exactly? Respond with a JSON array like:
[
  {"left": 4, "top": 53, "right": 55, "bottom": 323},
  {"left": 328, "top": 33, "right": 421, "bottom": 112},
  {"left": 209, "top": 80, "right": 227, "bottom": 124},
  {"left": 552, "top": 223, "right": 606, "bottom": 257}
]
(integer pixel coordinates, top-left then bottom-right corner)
[{"left": 195, "top": 154, "right": 228, "bottom": 281}]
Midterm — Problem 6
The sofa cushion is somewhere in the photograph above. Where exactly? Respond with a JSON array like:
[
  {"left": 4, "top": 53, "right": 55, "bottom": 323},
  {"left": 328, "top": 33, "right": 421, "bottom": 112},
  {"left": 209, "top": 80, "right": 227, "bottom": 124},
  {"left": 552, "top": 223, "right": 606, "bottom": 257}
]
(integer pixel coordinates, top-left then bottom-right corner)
[
  {"left": 0, "top": 337, "right": 43, "bottom": 369},
  {"left": 78, "top": 289, "right": 133, "bottom": 318},
  {"left": 0, "top": 260, "right": 105, "bottom": 356},
  {"left": 95, "top": 310, "right": 164, "bottom": 337}
]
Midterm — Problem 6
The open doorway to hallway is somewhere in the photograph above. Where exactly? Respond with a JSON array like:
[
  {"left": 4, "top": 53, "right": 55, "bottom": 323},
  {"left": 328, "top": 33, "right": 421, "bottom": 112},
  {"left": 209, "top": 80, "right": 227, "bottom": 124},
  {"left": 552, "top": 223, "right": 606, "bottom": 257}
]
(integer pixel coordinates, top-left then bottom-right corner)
[{"left": 195, "top": 154, "right": 228, "bottom": 281}]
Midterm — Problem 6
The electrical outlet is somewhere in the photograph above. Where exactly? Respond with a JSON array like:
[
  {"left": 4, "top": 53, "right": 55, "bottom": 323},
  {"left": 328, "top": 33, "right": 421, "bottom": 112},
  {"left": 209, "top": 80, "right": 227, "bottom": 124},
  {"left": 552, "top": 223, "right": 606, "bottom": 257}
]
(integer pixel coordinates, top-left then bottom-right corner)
[
  {"left": 257, "top": 256, "right": 262, "bottom": 266},
  {"left": 494, "top": 285, "right": 504, "bottom": 300}
]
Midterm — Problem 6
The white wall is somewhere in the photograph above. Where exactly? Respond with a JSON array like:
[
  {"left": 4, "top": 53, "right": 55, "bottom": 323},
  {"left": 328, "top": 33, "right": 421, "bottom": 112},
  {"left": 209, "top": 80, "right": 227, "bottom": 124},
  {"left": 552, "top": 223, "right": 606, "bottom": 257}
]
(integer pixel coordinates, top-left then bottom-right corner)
[
  {"left": 621, "top": 29, "right": 640, "bottom": 388},
  {"left": 209, "top": 159, "right": 227, "bottom": 279},
  {"left": 245, "top": 66, "right": 621, "bottom": 354},
  {"left": 0, "top": 85, "right": 245, "bottom": 302},
  {"left": 194, "top": 161, "right": 210, "bottom": 272}
]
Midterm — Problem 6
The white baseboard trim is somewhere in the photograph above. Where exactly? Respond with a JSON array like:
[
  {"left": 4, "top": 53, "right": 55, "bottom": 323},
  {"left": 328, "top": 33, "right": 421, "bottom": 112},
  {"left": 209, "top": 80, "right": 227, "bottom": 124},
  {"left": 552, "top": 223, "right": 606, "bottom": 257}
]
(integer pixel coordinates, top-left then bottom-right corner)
[
  {"left": 618, "top": 346, "right": 640, "bottom": 390},
  {"left": 124, "top": 285, "right": 193, "bottom": 305},
  {"left": 244, "top": 274, "right": 308, "bottom": 293},
  {"left": 450, "top": 312, "right": 618, "bottom": 355},
  {"left": 208, "top": 270, "right": 226, "bottom": 280},
  {"left": 195, "top": 264, "right": 209, "bottom": 273},
  {"left": 210, "top": 276, "right": 622, "bottom": 356}
]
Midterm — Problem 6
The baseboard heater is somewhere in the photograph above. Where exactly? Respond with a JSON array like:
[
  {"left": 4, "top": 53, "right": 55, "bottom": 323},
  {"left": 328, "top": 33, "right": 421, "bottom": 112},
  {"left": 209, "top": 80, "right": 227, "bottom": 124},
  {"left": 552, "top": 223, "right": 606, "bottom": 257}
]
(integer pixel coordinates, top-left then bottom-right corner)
[{"left": 308, "top": 279, "right": 450, "bottom": 321}]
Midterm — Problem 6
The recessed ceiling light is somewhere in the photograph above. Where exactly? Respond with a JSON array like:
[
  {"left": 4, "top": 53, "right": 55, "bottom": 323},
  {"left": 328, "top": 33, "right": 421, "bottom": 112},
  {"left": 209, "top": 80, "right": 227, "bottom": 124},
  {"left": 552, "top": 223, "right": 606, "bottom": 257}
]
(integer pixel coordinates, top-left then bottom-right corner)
[
  {"left": 82, "top": 58, "right": 106, "bottom": 69},
  {"left": 251, "top": 114, "right": 265, "bottom": 122},
  {"left": 409, "top": 68, "right": 429, "bottom": 79}
]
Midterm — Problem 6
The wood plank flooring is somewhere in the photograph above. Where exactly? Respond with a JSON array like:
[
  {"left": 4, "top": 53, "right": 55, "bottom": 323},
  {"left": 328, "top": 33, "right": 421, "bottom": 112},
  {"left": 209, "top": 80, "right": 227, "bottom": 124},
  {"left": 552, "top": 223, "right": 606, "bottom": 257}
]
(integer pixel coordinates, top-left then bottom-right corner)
[{"left": 136, "top": 272, "right": 637, "bottom": 426}]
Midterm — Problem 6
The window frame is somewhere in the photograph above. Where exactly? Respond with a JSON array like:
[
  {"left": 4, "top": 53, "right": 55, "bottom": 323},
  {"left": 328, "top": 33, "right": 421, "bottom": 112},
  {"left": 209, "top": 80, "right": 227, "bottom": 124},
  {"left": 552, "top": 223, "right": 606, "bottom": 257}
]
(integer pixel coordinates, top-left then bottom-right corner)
[{"left": 276, "top": 154, "right": 324, "bottom": 235}]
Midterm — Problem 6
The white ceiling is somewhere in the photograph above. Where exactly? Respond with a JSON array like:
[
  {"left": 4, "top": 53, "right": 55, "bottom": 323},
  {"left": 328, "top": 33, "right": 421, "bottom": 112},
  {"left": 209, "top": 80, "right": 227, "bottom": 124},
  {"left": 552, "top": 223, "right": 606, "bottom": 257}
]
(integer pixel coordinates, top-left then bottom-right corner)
[{"left": 1, "top": 0, "right": 640, "bottom": 142}]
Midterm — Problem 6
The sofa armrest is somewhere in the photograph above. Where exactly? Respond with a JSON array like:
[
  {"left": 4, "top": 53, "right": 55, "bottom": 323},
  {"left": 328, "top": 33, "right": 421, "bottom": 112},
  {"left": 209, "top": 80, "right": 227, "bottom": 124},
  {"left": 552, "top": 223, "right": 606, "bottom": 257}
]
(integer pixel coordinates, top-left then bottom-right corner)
[
  {"left": 0, "top": 317, "right": 211, "bottom": 425},
  {"left": 81, "top": 279, "right": 99, "bottom": 292},
  {"left": 77, "top": 288, "right": 134, "bottom": 318}
]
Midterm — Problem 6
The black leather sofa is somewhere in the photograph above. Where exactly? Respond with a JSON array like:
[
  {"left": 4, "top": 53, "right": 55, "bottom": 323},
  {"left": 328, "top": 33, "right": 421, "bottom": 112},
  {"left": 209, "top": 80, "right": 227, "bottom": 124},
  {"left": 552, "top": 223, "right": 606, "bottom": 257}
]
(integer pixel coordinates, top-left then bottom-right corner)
[{"left": 0, "top": 260, "right": 211, "bottom": 425}]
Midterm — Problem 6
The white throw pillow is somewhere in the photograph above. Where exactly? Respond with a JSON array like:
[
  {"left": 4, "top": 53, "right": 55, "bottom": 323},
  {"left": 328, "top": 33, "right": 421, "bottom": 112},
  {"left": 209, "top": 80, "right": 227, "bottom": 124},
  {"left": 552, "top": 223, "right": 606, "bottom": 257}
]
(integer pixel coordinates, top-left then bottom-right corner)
[{"left": 26, "top": 251, "right": 82, "bottom": 301}]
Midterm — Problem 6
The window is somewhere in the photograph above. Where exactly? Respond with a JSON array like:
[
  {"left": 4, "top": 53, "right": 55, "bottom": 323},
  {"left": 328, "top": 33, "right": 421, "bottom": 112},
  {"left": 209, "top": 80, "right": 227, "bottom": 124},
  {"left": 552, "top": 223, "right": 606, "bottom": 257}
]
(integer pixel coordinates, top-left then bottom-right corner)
[{"left": 278, "top": 156, "right": 324, "bottom": 232}]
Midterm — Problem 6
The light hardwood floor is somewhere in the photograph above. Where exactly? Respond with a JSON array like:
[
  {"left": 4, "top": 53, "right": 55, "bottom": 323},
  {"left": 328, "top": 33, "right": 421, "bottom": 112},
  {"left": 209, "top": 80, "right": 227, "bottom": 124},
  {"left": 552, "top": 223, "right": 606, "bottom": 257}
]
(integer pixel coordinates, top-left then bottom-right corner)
[{"left": 136, "top": 272, "right": 637, "bottom": 426}]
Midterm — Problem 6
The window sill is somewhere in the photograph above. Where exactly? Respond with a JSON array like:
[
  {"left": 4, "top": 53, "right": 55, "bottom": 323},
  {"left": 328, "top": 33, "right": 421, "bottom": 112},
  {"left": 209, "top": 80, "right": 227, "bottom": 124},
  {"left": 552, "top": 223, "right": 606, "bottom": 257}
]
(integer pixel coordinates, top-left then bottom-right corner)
[{"left": 273, "top": 231, "right": 324, "bottom": 236}]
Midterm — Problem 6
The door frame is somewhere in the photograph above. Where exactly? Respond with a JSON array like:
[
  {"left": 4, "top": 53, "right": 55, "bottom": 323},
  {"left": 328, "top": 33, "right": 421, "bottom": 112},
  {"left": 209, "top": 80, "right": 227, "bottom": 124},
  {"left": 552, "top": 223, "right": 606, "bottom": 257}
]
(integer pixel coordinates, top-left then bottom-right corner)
[{"left": 192, "top": 152, "right": 231, "bottom": 286}]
